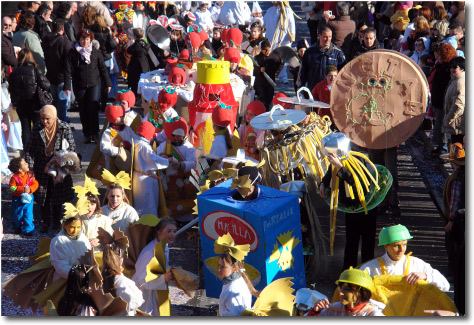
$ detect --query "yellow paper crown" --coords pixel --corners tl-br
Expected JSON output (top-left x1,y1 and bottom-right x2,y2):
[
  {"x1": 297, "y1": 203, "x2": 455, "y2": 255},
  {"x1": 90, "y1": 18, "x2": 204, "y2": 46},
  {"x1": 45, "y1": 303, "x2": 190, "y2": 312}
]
[
  {"x1": 214, "y1": 233, "x2": 250, "y2": 262},
  {"x1": 230, "y1": 174, "x2": 252, "y2": 191},
  {"x1": 101, "y1": 169, "x2": 131, "y2": 190},
  {"x1": 208, "y1": 168, "x2": 238, "y2": 182},
  {"x1": 61, "y1": 195, "x2": 89, "y2": 223},
  {"x1": 73, "y1": 175, "x2": 100, "y2": 198}
]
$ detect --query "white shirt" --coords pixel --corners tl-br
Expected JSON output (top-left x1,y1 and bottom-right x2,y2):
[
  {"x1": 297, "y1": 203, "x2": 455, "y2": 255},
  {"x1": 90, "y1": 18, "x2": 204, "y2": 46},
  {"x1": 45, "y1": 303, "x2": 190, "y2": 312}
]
[
  {"x1": 81, "y1": 213, "x2": 114, "y2": 251},
  {"x1": 217, "y1": 1, "x2": 251, "y2": 26},
  {"x1": 263, "y1": 5, "x2": 295, "y2": 50},
  {"x1": 219, "y1": 276, "x2": 252, "y2": 316},
  {"x1": 101, "y1": 203, "x2": 139, "y2": 234},
  {"x1": 194, "y1": 9, "x2": 214, "y2": 33},
  {"x1": 114, "y1": 273, "x2": 145, "y2": 316},
  {"x1": 210, "y1": 4, "x2": 222, "y2": 23},
  {"x1": 156, "y1": 140, "x2": 197, "y2": 173},
  {"x1": 359, "y1": 252, "x2": 450, "y2": 292},
  {"x1": 50, "y1": 231, "x2": 91, "y2": 280},
  {"x1": 209, "y1": 134, "x2": 228, "y2": 159}
]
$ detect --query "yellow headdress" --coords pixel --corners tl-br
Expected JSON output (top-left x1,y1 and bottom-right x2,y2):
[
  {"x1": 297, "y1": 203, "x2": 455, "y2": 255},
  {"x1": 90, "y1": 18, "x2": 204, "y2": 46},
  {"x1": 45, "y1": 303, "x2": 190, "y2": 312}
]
[
  {"x1": 214, "y1": 233, "x2": 250, "y2": 262},
  {"x1": 101, "y1": 169, "x2": 131, "y2": 190},
  {"x1": 73, "y1": 175, "x2": 100, "y2": 198},
  {"x1": 230, "y1": 173, "x2": 253, "y2": 194},
  {"x1": 61, "y1": 195, "x2": 89, "y2": 223}
]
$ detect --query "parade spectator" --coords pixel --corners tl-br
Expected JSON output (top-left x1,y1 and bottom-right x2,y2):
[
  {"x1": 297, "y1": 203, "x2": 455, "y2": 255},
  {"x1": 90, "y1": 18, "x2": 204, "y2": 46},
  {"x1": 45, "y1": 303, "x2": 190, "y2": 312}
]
[
  {"x1": 448, "y1": 2, "x2": 464, "y2": 29},
  {"x1": 390, "y1": 3, "x2": 410, "y2": 32},
  {"x1": 319, "y1": 2, "x2": 356, "y2": 59},
  {"x1": 348, "y1": 21, "x2": 368, "y2": 54},
  {"x1": 430, "y1": 5, "x2": 449, "y2": 30},
  {"x1": 359, "y1": 224, "x2": 450, "y2": 292},
  {"x1": 8, "y1": 48, "x2": 50, "y2": 146},
  {"x1": 24, "y1": 105, "x2": 76, "y2": 233},
  {"x1": 311, "y1": 65, "x2": 337, "y2": 124},
  {"x1": 388, "y1": 29, "x2": 402, "y2": 51},
  {"x1": 350, "y1": 27, "x2": 382, "y2": 60},
  {"x1": 2, "y1": 16, "x2": 17, "y2": 77},
  {"x1": 349, "y1": 1, "x2": 370, "y2": 30},
  {"x1": 301, "y1": 1, "x2": 323, "y2": 45},
  {"x1": 77, "y1": 1, "x2": 114, "y2": 27},
  {"x1": 12, "y1": 12, "x2": 46, "y2": 74},
  {"x1": 400, "y1": 7, "x2": 419, "y2": 54},
  {"x1": 407, "y1": 16, "x2": 431, "y2": 53},
  {"x1": 34, "y1": 3, "x2": 53, "y2": 40},
  {"x1": 442, "y1": 56, "x2": 465, "y2": 146},
  {"x1": 55, "y1": 2, "x2": 76, "y2": 42},
  {"x1": 127, "y1": 27, "x2": 150, "y2": 98},
  {"x1": 42, "y1": 18, "x2": 71, "y2": 123},
  {"x1": 428, "y1": 42, "x2": 456, "y2": 155},
  {"x1": 64, "y1": 29, "x2": 112, "y2": 144},
  {"x1": 419, "y1": 54, "x2": 434, "y2": 78},
  {"x1": 418, "y1": 7, "x2": 433, "y2": 26},
  {"x1": 297, "y1": 26, "x2": 346, "y2": 92},
  {"x1": 410, "y1": 37, "x2": 429, "y2": 65}
]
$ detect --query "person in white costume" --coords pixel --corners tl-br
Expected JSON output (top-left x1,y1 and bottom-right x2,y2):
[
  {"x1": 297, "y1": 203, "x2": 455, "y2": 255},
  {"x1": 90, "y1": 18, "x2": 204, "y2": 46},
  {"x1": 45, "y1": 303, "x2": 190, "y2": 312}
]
[
  {"x1": 194, "y1": 1, "x2": 214, "y2": 34},
  {"x1": 115, "y1": 88, "x2": 138, "y2": 126},
  {"x1": 250, "y1": 1, "x2": 264, "y2": 27},
  {"x1": 210, "y1": 1, "x2": 224, "y2": 23},
  {"x1": 100, "y1": 171, "x2": 139, "y2": 236},
  {"x1": 217, "y1": 1, "x2": 251, "y2": 27},
  {"x1": 80, "y1": 192, "x2": 113, "y2": 252},
  {"x1": 101, "y1": 230, "x2": 144, "y2": 316},
  {"x1": 207, "y1": 103, "x2": 234, "y2": 166},
  {"x1": 145, "y1": 87, "x2": 180, "y2": 145},
  {"x1": 359, "y1": 224, "x2": 450, "y2": 292},
  {"x1": 308, "y1": 267, "x2": 385, "y2": 316},
  {"x1": 132, "y1": 217, "x2": 178, "y2": 316},
  {"x1": 214, "y1": 233, "x2": 259, "y2": 316},
  {"x1": 132, "y1": 121, "x2": 169, "y2": 216}
]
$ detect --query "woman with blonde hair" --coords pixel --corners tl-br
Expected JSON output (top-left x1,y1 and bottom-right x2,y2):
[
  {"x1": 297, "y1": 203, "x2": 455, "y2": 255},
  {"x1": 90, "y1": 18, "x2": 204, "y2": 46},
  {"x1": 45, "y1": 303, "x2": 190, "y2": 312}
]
[{"x1": 407, "y1": 16, "x2": 431, "y2": 53}]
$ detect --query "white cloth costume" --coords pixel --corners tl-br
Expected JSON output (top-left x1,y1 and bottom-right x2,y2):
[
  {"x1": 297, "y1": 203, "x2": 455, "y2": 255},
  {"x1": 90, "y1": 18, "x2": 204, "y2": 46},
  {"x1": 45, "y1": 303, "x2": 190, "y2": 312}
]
[
  {"x1": 81, "y1": 213, "x2": 114, "y2": 251},
  {"x1": 132, "y1": 239, "x2": 169, "y2": 316},
  {"x1": 209, "y1": 134, "x2": 228, "y2": 160},
  {"x1": 101, "y1": 202, "x2": 139, "y2": 235},
  {"x1": 144, "y1": 108, "x2": 179, "y2": 145},
  {"x1": 359, "y1": 252, "x2": 450, "y2": 292},
  {"x1": 210, "y1": 3, "x2": 222, "y2": 23},
  {"x1": 156, "y1": 140, "x2": 197, "y2": 177},
  {"x1": 99, "y1": 125, "x2": 139, "y2": 170},
  {"x1": 217, "y1": 1, "x2": 251, "y2": 26},
  {"x1": 124, "y1": 110, "x2": 138, "y2": 126},
  {"x1": 195, "y1": 8, "x2": 214, "y2": 33},
  {"x1": 319, "y1": 301, "x2": 385, "y2": 316},
  {"x1": 50, "y1": 230, "x2": 92, "y2": 281},
  {"x1": 218, "y1": 275, "x2": 252, "y2": 316},
  {"x1": 114, "y1": 273, "x2": 145, "y2": 316},
  {"x1": 263, "y1": 5, "x2": 295, "y2": 50},
  {"x1": 132, "y1": 136, "x2": 169, "y2": 216}
]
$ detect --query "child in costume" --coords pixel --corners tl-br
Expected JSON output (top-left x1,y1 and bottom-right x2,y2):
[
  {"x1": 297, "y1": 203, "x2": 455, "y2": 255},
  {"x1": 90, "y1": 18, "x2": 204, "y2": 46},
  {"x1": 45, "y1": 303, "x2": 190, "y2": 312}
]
[
  {"x1": 8, "y1": 157, "x2": 39, "y2": 235},
  {"x1": 307, "y1": 267, "x2": 385, "y2": 316},
  {"x1": 56, "y1": 264, "x2": 98, "y2": 316},
  {"x1": 132, "y1": 121, "x2": 170, "y2": 216},
  {"x1": 207, "y1": 103, "x2": 234, "y2": 167},
  {"x1": 194, "y1": 1, "x2": 213, "y2": 35},
  {"x1": 101, "y1": 169, "x2": 139, "y2": 236},
  {"x1": 230, "y1": 166, "x2": 262, "y2": 201},
  {"x1": 145, "y1": 86, "x2": 179, "y2": 144},
  {"x1": 100, "y1": 228, "x2": 144, "y2": 316},
  {"x1": 73, "y1": 176, "x2": 113, "y2": 252},
  {"x1": 132, "y1": 217, "x2": 177, "y2": 316},
  {"x1": 311, "y1": 65, "x2": 338, "y2": 123},
  {"x1": 359, "y1": 224, "x2": 450, "y2": 292},
  {"x1": 214, "y1": 233, "x2": 259, "y2": 316},
  {"x1": 50, "y1": 197, "x2": 92, "y2": 282},
  {"x1": 211, "y1": 25, "x2": 223, "y2": 56},
  {"x1": 115, "y1": 88, "x2": 138, "y2": 126},
  {"x1": 238, "y1": 101, "x2": 265, "y2": 161}
]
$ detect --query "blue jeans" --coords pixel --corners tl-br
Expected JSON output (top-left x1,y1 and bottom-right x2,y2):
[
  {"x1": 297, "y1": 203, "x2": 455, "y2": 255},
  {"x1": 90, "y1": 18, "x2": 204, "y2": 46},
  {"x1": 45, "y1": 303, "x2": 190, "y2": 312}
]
[
  {"x1": 50, "y1": 82, "x2": 70, "y2": 123},
  {"x1": 11, "y1": 194, "x2": 35, "y2": 233}
]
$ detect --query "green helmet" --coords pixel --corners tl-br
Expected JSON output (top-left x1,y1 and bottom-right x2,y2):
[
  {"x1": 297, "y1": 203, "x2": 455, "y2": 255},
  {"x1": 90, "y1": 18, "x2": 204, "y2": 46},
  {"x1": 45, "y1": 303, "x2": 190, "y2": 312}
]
[
  {"x1": 378, "y1": 224, "x2": 413, "y2": 246},
  {"x1": 335, "y1": 267, "x2": 375, "y2": 293}
]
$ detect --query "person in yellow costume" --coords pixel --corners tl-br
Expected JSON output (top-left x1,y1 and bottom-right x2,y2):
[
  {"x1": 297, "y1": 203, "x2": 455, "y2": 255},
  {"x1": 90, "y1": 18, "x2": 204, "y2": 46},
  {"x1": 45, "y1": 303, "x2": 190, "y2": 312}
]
[{"x1": 359, "y1": 224, "x2": 450, "y2": 292}]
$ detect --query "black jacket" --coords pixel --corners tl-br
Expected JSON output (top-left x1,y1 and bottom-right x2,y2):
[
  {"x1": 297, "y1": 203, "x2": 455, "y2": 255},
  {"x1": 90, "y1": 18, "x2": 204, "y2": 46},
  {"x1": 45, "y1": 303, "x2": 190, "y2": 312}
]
[
  {"x1": 350, "y1": 39, "x2": 382, "y2": 60},
  {"x1": 86, "y1": 23, "x2": 117, "y2": 61},
  {"x1": 64, "y1": 44, "x2": 112, "y2": 91},
  {"x1": 42, "y1": 32, "x2": 71, "y2": 85},
  {"x1": 64, "y1": 18, "x2": 76, "y2": 43},
  {"x1": 8, "y1": 61, "x2": 50, "y2": 111},
  {"x1": 1, "y1": 33, "x2": 17, "y2": 74},
  {"x1": 429, "y1": 62, "x2": 451, "y2": 109},
  {"x1": 127, "y1": 39, "x2": 150, "y2": 84},
  {"x1": 34, "y1": 15, "x2": 51, "y2": 40}
]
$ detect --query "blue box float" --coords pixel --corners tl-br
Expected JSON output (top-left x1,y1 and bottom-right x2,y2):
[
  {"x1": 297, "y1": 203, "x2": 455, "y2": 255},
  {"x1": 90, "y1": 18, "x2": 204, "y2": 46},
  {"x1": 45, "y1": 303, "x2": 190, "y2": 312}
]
[{"x1": 198, "y1": 179, "x2": 306, "y2": 298}]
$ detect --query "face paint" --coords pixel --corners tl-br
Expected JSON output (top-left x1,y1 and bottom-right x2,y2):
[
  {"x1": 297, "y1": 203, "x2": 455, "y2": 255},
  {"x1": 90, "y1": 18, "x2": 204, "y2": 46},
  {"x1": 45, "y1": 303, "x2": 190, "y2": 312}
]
[{"x1": 64, "y1": 219, "x2": 82, "y2": 238}]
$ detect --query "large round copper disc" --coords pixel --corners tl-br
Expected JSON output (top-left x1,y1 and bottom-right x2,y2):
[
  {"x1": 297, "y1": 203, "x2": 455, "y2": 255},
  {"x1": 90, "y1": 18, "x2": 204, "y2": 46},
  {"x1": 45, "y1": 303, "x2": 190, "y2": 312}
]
[{"x1": 330, "y1": 50, "x2": 429, "y2": 149}]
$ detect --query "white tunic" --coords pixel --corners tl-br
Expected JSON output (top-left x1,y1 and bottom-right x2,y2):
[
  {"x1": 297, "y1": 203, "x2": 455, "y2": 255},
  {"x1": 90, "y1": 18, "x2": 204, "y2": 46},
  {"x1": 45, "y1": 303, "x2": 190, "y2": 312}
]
[
  {"x1": 319, "y1": 302, "x2": 385, "y2": 316},
  {"x1": 209, "y1": 134, "x2": 228, "y2": 160},
  {"x1": 218, "y1": 276, "x2": 252, "y2": 316},
  {"x1": 100, "y1": 125, "x2": 139, "y2": 170},
  {"x1": 263, "y1": 5, "x2": 295, "y2": 50},
  {"x1": 101, "y1": 203, "x2": 140, "y2": 235},
  {"x1": 359, "y1": 252, "x2": 450, "y2": 292},
  {"x1": 210, "y1": 4, "x2": 222, "y2": 23},
  {"x1": 194, "y1": 9, "x2": 214, "y2": 33},
  {"x1": 217, "y1": 1, "x2": 251, "y2": 26},
  {"x1": 114, "y1": 273, "x2": 145, "y2": 316},
  {"x1": 132, "y1": 137, "x2": 169, "y2": 216},
  {"x1": 156, "y1": 140, "x2": 197, "y2": 174},
  {"x1": 132, "y1": 239, "x2": 169, "y2": 316},
  {"x1": 50, "y1": 231, "x2": 92, "y2": 281},
  {"x1": 81, "y1": 213, "x2": 114, "y2": 251}
]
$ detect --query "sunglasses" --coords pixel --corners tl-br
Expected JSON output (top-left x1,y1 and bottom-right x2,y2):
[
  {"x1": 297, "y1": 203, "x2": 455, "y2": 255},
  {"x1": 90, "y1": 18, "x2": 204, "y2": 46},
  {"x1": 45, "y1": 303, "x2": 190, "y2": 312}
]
[{"x1": 3, "y1": 24, "x2": 12, "y2": 27}]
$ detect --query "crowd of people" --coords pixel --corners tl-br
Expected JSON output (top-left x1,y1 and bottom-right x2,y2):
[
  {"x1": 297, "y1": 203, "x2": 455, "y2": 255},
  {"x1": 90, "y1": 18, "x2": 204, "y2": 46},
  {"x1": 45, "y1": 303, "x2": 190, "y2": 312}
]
[{"x1": 0, "y1": 0, "x2": 465, "y2": 317}]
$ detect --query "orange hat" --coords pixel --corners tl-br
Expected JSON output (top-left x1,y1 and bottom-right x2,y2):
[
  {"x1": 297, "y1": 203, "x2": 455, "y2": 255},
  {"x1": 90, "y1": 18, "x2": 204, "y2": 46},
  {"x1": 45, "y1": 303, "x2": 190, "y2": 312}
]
[
  {"x1": 246, "y1": 101, "x2": 266, "y2": 116},
  {"x1": 178, "y1": 49, "x2": 190, "y2": 60},
  {"x1": 115, "y1": 89, "x2": 136, "y2": 109},
  {"x1": 212, "y1": 102, "x2": 233, "y2": 127},
  {"x1": 166, "y1": 56, "x2": 178, "y2": 68},
  {"x1": 164, "y1": 116, "x2": 189, "y2": 141},
  {"x1": 158, "y1": 86, "x2": 178, "y2": 111},
  {"x1": 272, "y1": 92, "x2": 291, "y2": 108},
  {"x1": 168, "y1": 67, "x2": 187, "y2": 86},
  {"x1": 186, "y1": 31, "x2": 202, "y2": 48},
  {"x1": 224, "y1": 47, "x2": 241, "y2": 64},
  {"x1": 105, "y1": 104, "x2": 125, "y2": 123},
  {"x1": 198, "y1": 29, "x2": 209, "y2": 43},
  {"x1": 227, "y1": 28, "x2": 243, "y2": 47},
  {"x1": 136, "y1": 121, "x2": 156, "y2": 141}
]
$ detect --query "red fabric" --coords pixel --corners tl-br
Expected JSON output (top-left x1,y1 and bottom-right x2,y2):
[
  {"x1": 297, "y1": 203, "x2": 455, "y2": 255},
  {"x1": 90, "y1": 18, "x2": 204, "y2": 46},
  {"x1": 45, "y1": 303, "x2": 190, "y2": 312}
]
[
  {"x1": 272, "y1": 92, "x2": 291, "y2": 108},
  {"x1": 221, "y1": 28, "x2": 229, "y2": 44},
  {"x1": 137, "y1": 121, "x2": 156, "y2": 140},
  {"x1": 198, "y1": 29, "x2": 209, "y2": 42},
  {"x1": 168, "y1": 67, "x2": 187, "y2": 86},
  {"x1": 187, "y1": 32, "x2": 202, "y2": 48},
  {"x1": 346, "y1": 303, "x2": 368, "y2": 313},
  {"x1": 224, "y1": 47, "x2": 241, "y2": 64},
  {"x1": 212, "y1": 105, "x2": 233, "y2": 127},
  {"x1": 105, "y1": 104, "x2": 125, "y2": 123},
  {"x1": 178, "y1": 49, "x2": 190, "y2": 60},
  {"x1": 311, "y1": 80, "x2": 333, "y2": 120},
  {"x1": 114, "y1": 1, "x2": 133, "y2": 10},
  {"x1": 164, "y1": 117, "x2": 189, "y2": 141},
  {"x1": 227, "y1": 28, "x2": 243, "y2": 46},
  {"x1": 246, "y1": 101, "x2": 266, "y2": 116},
  {"x1": 115, "y1": 89, "x2": 136, "y2": 108},
  {"x1": 9, "y1": 173, "x2": 38, "y2": 197},
  {"x1": 158, "y1": 88, "x2": 178, "y2": 111},
  {"x1": 166, "y1": 57, "x2": 178, "y2": 69}
]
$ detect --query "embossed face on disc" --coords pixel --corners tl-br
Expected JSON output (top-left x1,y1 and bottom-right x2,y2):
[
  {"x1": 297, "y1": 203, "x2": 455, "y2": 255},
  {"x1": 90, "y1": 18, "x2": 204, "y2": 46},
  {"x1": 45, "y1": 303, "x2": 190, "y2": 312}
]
[{"x1": 330, "y1": 50, "x2": 428, "y2": 149}]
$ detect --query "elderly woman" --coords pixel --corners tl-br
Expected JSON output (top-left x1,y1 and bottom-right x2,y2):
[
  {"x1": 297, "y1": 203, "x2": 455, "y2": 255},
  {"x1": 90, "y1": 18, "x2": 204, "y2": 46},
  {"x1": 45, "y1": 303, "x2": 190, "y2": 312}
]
[
  {"x1": 64, "y1": 29, "x2": 111, "y2": 144},
  {"x1": 24, "y1": 105, "x2": 76, "y2": 233}
]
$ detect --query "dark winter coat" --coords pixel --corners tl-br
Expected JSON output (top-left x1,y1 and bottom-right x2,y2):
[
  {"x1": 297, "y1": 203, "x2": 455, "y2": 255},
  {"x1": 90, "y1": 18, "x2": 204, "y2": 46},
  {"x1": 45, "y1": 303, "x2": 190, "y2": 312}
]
[
  {"x1": 64, "y1": 44, "x2": 112, "y2": 92},
  {"x1": 85, "y1": 23, "x2": 117, "y2": 61},
  {"x1": 319, "y1": 15, "x2": 356, "y2": 58},
  {"x1": 350, "y1": 39, "x2": 382, "y2": 60},
  {"x1": 429, "y1": 61, "x2": 451, "y2": 110},
  {"x1": 42, "y1": 32, "x2": 71, "y2": 85},
  {"x1": 64, "y1": 18, "x2": 76, "y2": 43},
  {"x1": 127, "y1": 39, "x2": 150, "y2": 90},
  {"x1": 1, "y1": 33, "x2": 17, "y2": 75}
]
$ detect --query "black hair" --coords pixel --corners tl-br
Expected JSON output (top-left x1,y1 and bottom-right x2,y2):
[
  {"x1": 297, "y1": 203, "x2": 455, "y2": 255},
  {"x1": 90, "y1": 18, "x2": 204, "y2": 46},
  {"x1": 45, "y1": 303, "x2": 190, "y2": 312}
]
[
  {"x1": 52, "y1": 17, "x2": 65, "y2": 33},
  {"x1": 419, "y1": 54, "x2": 434, "y2": 67},
  {"x1": 449, "y1": 56, "x2": 465, "y2": 70},
  {"x1": 408, "y1": 8, "x2": 419, "y2": 22},
  {"x1": 57, "y1": 265, "x2": 98, "y2": 316},
  {"x1": 37, "y1": 3, "x2": 52, "y2": 17},
  {"x1": 356, "y1": 21, "x2": 368, "y2": 32},
  {"x1": 55, "y1": 2, "x2": 71, "y2": 19},
  {"x1": 8, "y1": 157, "x2": 23, "y2": 174},
  {"x1": 363, "y1": 27, "x2": 376, "y2": 37},
  {"x1": 260, "y1": 39, "x2": 271, "y2": 49},
  {"x1": 319, "y1": 25, "x2": 332, "y2": 35}
]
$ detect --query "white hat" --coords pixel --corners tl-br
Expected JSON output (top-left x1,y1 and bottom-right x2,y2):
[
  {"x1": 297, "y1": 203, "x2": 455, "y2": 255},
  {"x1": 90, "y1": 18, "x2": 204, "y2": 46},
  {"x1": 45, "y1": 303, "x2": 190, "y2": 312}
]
[
  {"x1": 172, "y1": 128, "x2": 186, "y2": 137},
  {"x1": 252, "y1": 1, "x2": 262, "y2": 14},
  {"x1": 250, "y1": 104, "x2": 306, "y2": 130},
  {"x1": 199, "y1": 1, "x2": 211, "y2": 7}
]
